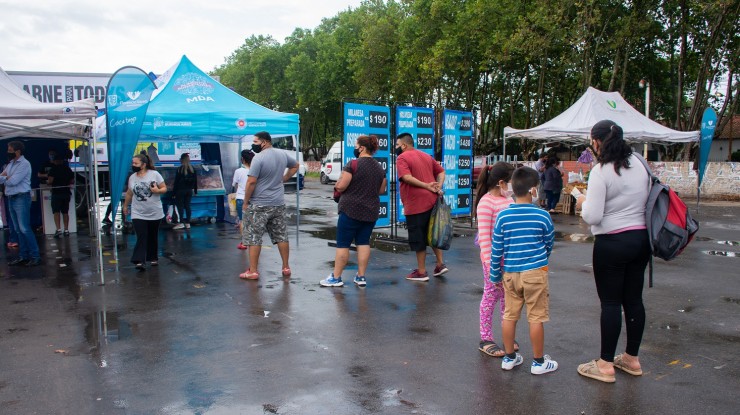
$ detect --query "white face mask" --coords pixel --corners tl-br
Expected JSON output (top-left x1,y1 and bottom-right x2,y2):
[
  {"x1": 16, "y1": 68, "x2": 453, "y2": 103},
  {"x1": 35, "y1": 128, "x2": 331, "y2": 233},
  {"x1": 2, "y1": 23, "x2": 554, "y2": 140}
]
[{"x1": 501, "y1": 182, "x2": 513, "y2": 199}]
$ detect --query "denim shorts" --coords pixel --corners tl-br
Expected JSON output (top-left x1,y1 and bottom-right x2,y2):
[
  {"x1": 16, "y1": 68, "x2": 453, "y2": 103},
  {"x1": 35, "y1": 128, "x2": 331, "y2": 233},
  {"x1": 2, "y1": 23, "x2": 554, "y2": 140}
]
[
  {"x1": 336, "y1": 212, "x2": 376, "y2": 248},
  {"x1": 236, "y1": 199, "x2": 244, "y2": 220}
]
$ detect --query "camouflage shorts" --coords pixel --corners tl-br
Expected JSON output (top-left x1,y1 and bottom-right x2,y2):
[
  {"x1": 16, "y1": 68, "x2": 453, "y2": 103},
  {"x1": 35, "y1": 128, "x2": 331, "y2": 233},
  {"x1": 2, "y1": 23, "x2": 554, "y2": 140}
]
[{"x1": 242, "y1": 204, "x2": 288, "y2": 245}]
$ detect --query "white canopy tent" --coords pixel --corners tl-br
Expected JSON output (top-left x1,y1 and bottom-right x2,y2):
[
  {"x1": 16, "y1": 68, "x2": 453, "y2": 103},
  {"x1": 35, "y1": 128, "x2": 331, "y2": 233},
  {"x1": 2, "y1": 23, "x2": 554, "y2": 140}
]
[
  {"x1": 0, "y1": 66, "x2": 101, "y2": 280},
  {"x1": 503, "y1": 87, "x2": 699, "y2": 154},
  {"x1": 0, "y1": 67, "x2": 96, "y2": 140}
]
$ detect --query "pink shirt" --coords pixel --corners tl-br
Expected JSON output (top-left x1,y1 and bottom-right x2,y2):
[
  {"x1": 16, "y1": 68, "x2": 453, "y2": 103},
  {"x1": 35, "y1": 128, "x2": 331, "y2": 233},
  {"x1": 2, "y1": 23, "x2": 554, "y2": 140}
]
[{"x1": 476, "y1": 193, "x2": 512, "y2": 277}]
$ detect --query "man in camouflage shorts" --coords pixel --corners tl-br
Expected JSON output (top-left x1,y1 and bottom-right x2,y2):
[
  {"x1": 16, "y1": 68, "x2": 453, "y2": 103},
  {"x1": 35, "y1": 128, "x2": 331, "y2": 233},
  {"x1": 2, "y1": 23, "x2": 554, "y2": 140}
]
[
  {"x1": 242, "y1": 205, "x2": 288, "y2": 246},
  {"x1": 239, "y1": 132, "x2": 299, "y2": 280}
]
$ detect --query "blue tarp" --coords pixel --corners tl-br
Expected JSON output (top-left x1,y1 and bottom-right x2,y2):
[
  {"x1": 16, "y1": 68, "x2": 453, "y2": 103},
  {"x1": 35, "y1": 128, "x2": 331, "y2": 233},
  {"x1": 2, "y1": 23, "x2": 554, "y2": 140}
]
[{"x1": 98, "y1": 55, "x2": 299, "y2": 141}]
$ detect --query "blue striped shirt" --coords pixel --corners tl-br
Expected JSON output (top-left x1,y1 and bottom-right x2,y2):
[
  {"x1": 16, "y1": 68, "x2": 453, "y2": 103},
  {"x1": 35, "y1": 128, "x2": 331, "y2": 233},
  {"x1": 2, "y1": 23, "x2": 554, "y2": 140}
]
[{"x1": 489, "y1": 203, "x2": 554, "y2": 283}]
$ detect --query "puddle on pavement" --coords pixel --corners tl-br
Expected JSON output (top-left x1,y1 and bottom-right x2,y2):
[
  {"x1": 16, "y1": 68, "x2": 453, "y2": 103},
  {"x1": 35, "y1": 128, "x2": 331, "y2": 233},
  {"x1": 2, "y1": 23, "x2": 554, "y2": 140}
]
[
  {"x1": 717, "y1": 241, "x2": 740, "y2": 246},
  {"x1": 694, "y1": 236, "x2": 714, "y2": 242},
  {"x1": 703, "y1": 250, "x2": 738, "y2": 257},
  {"x1": 554, "y1": 231, "x2": 594, "y2": 243},
  {"x1": 722, "y1": 297, "x2": 740, "y2": 304},
  {"x1": 306, "y1": 227, "x2": 410, "y2": 253},
  {"x1": 84, "y1": 311, "x2": 133, "y2": 358}
]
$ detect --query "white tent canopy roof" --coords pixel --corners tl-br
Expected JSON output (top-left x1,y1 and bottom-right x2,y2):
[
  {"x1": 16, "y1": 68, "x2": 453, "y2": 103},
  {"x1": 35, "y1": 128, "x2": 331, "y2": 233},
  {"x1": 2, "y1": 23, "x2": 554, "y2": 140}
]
[
  {"x1": 503, "y1": 87, "x2": 699, "y2": 144},
  {"x1": 0, "y1": 66, "x2": 96, "y2": 140}
]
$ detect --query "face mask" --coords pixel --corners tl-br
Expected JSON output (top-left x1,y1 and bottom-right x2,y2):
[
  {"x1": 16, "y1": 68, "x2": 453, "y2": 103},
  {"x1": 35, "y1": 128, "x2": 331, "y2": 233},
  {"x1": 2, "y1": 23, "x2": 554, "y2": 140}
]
[
  {"x1": 251, "y1": 143, "x2": 263, "y2": 153},
  {"x1": 7, "y1": 152, "x2": 16, "y2": 161},
  {"x1": 353, "y1": 148, "x2": 361, "y2": 158},
  {"x1": 132, "y1": 166, "x2": 142, "y2": 173},
  {"x1": 501, "y1": 183, "x2": 513, "y2": 199},
  {"x1": 394, "y1": 146, "x2": 403, "y2": 156}
]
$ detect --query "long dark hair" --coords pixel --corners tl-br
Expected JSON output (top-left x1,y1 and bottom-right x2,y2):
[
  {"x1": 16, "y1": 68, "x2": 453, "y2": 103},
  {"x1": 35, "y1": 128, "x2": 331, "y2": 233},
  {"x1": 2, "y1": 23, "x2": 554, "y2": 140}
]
[
  {"x1": 591, "y1": 120, "x2": 632, "y2": 175},
  {"x1": 545, "y1": 156, "x2": 559, "y2": 169},
  {"x1": 474, "y1": 161, "x2": 515, "y2": 217}
]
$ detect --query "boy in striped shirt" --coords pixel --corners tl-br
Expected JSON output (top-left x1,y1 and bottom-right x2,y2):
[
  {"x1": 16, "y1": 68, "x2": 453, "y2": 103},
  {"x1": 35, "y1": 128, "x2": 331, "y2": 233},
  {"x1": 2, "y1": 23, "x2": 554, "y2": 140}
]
[{"x1": 490, "y1": 167, "x2": 558, "y2": 375}]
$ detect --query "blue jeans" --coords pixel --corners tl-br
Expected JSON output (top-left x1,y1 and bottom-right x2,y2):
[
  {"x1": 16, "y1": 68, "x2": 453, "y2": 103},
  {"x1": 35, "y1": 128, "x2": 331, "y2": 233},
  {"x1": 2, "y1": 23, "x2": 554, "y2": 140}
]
[
  {"x1": 8, "y1": 192, "x2": 40, "y2": 259},
  {"x1": 236, "y1": 199, "x2": 244, "y2": 220},
  {"x1": 3, "y1": 195, "x2": 19, "y2": 243},
  {"x1": 544, "y1": 190, "x2": 561, "y2": 211}
]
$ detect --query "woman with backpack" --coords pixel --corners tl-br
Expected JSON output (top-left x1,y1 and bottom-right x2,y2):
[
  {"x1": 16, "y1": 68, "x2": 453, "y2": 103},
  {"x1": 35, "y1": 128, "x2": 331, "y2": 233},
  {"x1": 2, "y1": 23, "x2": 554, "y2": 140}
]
[
  {"x1": 575, "y1": 120, "x2": 651, "y2": 383},
  {"x1": 172, "y1": 153, "x2": 198, "y2": 230}
]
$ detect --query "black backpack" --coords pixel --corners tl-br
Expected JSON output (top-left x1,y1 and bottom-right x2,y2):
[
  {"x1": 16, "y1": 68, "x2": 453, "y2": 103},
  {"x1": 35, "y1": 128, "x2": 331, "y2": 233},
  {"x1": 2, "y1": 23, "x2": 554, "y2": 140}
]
[{"x1": 634, "y1": 154, "x2": 699, "y2": 287}]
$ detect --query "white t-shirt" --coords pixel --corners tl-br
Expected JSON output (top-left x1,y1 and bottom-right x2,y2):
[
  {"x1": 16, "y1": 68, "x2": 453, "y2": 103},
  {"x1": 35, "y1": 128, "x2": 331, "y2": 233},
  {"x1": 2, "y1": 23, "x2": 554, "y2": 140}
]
[
  {"x1": 232, "y1": 166, "x2": 249, "y2": 200},
  {"x1": 128, "y1": 170, "x2": 165, "y2": 221}
]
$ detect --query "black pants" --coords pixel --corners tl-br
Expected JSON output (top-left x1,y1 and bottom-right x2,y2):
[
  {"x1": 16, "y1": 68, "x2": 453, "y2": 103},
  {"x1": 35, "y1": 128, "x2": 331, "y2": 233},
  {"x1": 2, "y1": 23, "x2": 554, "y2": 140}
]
[
  {"x1": 131, "y1": 219, "x2": 160, "y2": 264},
  {"x1": 593, "y1": 230, "x2": 651, "y2": 361},
  {"x1": 175, "y1": 190, "x2": 193, "y2": 223}
]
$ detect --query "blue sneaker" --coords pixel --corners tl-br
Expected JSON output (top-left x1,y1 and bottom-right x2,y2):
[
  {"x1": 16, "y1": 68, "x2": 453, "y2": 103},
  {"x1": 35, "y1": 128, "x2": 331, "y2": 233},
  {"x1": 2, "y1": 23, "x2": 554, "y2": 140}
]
[
  {"x1": 501, "y1": 353, "x2": 523, "y2": 370},
  {"x1": 353, "y1": 274, "x2": 367, "y2": 287},
  {"x1": 530, "y1": 355, "x2": 558, "y2": 375},
  {"x1": 320, "y1": 274, "x2": 344, "y2": 287}
]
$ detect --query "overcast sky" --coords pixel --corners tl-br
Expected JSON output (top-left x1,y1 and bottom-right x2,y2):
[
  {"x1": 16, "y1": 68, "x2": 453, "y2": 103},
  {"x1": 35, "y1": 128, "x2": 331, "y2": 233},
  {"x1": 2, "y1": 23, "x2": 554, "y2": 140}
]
[{"x1": 0, "y1": 0, "x2": 364, "y2": 74}]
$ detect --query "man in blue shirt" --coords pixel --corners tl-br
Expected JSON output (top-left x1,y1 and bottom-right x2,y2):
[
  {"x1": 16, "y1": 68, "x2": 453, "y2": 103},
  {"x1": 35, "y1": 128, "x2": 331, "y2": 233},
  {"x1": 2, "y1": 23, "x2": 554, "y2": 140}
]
[{"x1": 0, "y1": 141, "x2": 41, "y2": 266}]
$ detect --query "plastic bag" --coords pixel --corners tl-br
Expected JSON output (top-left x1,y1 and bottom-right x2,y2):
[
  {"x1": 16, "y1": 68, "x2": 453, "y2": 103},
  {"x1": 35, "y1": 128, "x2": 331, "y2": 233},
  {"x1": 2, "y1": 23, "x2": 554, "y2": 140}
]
[
  {"x1": 427, "y1": 197, "x2": 453, "y2": 250},
  {"x1": 228, "y1": 193, "x2": 237, "y2": 216}
]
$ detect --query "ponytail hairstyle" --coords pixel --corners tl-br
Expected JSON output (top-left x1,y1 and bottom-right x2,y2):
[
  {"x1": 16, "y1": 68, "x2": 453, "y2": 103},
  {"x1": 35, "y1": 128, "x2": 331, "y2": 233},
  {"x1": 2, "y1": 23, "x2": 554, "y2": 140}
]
[
  {"x1": 134, "y1": 153, "x2": 156, "y2": 171},
  {"x1": 591, "y1": 119, "x2": 632, "y2": 175},
  {"x1": 545, "y1": 156, "x2": 560, "y2": 169},
  {"x1": 241, "y1": 149, "x2": 255, "y2": 166},
  {"x1": 473, "y1": 161, "x2": 515, "y2": 217},
  {"x1": 178, "y1": 153, "x2": 194, "y2": 174}
]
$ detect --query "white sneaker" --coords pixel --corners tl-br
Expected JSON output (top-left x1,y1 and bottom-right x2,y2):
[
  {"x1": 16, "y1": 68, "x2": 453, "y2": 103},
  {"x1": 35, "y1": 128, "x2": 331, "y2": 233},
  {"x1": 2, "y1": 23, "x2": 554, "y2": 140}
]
[
  {"x1": 501, "y1": 353, "x2": 523, "y2": 370},
  {"x1": 184, "y1": 223, "x2": 191, "y2": 229},
  {"x1": 172, "y1": 223, "x2": 185, "y2": 230},
  {"x1": 530, "y1": 355, "x2": 558, "y2": 375}
]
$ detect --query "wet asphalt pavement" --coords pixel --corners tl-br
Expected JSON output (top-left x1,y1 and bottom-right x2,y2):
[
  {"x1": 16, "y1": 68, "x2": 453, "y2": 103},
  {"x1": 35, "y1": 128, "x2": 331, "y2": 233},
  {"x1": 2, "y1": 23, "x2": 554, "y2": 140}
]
[{"x1": 1, "y1": 178, "x2": 738, "y2": 415}]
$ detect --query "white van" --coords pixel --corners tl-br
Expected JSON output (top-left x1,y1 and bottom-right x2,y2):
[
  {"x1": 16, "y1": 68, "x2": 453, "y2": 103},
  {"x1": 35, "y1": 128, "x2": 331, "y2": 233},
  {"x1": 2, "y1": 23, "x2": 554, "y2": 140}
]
[{"x1": 320, "y1": 141, "x2": 343, "y2": 184}]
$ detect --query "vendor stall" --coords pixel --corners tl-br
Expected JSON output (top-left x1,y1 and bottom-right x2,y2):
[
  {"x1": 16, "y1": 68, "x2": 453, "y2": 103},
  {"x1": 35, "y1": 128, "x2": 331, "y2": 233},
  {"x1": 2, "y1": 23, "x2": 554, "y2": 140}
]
[{"x1": 505, "y1": 87, "x2": 700, "y2": 214}]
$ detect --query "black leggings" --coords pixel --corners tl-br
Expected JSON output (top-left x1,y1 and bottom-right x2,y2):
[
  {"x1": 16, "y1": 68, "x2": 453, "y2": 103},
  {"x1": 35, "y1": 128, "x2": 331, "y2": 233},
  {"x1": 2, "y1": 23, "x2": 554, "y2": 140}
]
[
  {"x1": 175, "y1": 190, "x2": 193, "y2": 223},
  {"x1": 592, "y1": 230, "x2": 651, "y2": 362},
  {"x1": 131, "y1": 219, "x2": 160, "y2": 264}
]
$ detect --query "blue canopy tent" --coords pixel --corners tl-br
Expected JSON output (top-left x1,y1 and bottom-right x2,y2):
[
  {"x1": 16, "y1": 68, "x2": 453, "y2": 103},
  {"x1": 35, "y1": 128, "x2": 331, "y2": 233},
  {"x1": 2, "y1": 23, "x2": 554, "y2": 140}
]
[{"x1": 97, "y1": 56, "x2": 301, "y2": 275}]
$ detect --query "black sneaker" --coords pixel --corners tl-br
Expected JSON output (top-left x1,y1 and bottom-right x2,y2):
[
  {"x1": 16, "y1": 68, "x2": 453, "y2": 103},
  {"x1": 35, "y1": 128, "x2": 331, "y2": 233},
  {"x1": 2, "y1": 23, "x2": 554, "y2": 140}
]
[
  {"x1": 8, "y1": 258, "x2": 28, "y2": 266},
  {"x1": 25, "y1": 258, "x2": 41, "y2": 267},
  {"x1": 102, "y1": 218, "x2": 112, "y2": 225},
  {"x1": 53, "y1": 230, "x2": 62, "y2": 238}
]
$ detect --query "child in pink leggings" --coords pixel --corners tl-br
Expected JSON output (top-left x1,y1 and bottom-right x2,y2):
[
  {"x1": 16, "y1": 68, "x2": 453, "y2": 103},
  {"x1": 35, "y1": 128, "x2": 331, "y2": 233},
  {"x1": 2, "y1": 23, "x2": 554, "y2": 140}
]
[{"x1": 474, "y1": 162, "x2": 516, "y2": 357}]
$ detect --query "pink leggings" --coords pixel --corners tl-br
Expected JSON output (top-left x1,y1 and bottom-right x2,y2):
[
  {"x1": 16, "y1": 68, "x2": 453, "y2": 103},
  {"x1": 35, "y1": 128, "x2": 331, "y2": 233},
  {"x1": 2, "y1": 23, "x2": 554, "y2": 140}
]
[{"x1": 480, "y1": 263, "x2": 505, "y2": 342}]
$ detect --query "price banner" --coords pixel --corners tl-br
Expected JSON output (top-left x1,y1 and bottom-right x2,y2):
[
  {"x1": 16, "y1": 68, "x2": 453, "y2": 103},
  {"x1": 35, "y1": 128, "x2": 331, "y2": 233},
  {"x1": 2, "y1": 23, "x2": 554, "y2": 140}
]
[
  {"x1": 441, "y1": 109, "x2": 473, "y2": 216},
  {"x1": 394, "y1": 106, "x2": 436, "y2": 223},
  {"x1": 343, "y1": 102, "x2": 391, "y2": 226}
]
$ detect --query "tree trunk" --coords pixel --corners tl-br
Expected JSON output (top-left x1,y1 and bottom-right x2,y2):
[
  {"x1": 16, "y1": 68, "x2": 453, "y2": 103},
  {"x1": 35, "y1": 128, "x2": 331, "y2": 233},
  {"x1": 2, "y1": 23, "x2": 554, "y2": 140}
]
[
  {"x1": 608, "y1": 47, "x2": 621, "y2": 92},
  {"x1": 676, "y1": 0, "x2": 687, "y2": 130}
]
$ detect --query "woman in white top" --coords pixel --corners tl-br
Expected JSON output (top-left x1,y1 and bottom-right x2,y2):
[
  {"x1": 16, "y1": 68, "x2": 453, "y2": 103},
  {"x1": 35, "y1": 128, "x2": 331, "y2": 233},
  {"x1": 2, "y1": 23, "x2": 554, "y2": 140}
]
[
  {"x1": 233, "y1": 149, "x2": 255, "y2": 249},
  {"x1": 575, "y1": 120, "x2": 651, "y2": 383},
  {"x1": 123, "y1": 154, "x2": 167, "y2": 270}
]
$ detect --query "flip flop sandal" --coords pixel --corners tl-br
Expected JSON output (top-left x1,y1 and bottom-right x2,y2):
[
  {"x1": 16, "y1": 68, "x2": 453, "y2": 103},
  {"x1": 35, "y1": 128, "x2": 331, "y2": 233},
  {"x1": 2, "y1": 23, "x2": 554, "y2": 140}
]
[
  {"x1": 479, "y1": 341, "x2": 506, "y2": 358},
  {"x1": 614, "y1": 354, "x2": 643, "y2": 376},
  {"x1": 282, "y1": 267, "x2": 292, "y2": 277},
  {"x1": 239, "y1": 270, "x2": 260, "y2": 280},
  {"x1": 577, "y1": 360, "x2": 616, "y2": 383}
]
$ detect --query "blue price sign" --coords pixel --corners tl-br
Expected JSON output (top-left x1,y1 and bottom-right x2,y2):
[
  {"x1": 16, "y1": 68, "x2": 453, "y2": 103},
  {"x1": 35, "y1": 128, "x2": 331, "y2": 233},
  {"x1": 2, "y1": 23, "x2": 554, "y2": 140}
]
[
  {"x1": 395, "y1": 106, "x2": 435, "y2": 223},
  {"x1": 442, "y1": 109, "x2": 473, "y2": 216},
  {"x1": 343, "y1": 102, "x2": 391, "y2": 226}
]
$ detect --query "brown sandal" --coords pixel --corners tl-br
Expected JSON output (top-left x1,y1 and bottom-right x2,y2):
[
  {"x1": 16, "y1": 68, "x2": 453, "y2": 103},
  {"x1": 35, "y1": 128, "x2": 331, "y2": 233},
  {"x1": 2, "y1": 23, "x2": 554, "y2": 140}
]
[
  {"x1": 613, "y1": 354, "x2": 643, "y2": 376},
  {"x1": 577, "y1": 360, "x2": 616, "y2": 383},
  {"x1": 479, "y1": 341, "x2": 506, "y2": 357}
]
